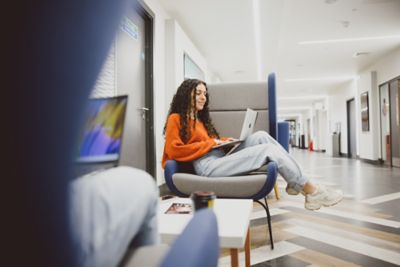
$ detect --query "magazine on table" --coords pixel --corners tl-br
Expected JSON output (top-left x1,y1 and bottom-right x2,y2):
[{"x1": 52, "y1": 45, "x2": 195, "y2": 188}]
[{"x1": 165, "y1": 202, "x2": 193, "y2": 214}]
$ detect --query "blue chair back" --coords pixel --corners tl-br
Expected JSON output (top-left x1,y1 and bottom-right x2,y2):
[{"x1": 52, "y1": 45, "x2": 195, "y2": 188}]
[
  {"x1": 159, "y1": 209, "x2": 219, "y2": 267},
  {"x1": 278, "y1": 121, "x2": 290, "y2": 152}
]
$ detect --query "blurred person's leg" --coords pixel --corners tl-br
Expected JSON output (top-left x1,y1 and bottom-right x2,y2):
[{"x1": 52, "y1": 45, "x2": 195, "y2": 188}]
[{"x1": 69, "y1": 166, "x2": 159, "y2": 267}]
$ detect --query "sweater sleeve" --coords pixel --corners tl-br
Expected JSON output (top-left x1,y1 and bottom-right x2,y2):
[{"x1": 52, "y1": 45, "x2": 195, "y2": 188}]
[{"x1": 164, "y1": 115, "x2": 216, "y2": 162}]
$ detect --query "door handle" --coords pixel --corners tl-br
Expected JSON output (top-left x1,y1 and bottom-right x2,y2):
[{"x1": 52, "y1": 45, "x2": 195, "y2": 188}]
[{"x1": 137, "y1": 107, "x2": 149, "y2": 120}]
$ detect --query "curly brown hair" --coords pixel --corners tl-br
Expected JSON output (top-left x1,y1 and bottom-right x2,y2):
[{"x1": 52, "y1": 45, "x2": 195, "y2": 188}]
[{"x1": 163, "y1": 79, "x2": 219, "y2": 143}]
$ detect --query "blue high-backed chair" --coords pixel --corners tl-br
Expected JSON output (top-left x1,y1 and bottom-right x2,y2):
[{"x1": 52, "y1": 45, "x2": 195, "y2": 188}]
[
  {"x1": 164, "y1": 73, "x2": 287, "y2": 250},
  {"x1": 278, "y1": 121, "x2": 290, "y2": 152}
]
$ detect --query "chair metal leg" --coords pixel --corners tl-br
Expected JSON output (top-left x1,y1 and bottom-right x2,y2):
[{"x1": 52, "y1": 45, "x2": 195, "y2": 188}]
[{"x1": 254, "y1": 198, "x2": 274, "y2": 250}]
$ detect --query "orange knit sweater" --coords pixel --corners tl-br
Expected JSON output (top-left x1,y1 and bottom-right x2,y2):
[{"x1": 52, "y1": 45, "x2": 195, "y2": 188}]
[{"x1": 162, "y1": 113, "x2": 217, "y2": 168}]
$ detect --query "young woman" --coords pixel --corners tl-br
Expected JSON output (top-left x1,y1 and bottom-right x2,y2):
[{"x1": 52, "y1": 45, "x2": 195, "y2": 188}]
[{"x1": 162, "y1": 79, "x2": 343, "y2": 210}]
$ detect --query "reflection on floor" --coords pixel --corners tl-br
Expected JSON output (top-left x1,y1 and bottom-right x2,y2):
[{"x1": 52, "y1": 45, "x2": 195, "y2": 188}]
[{"x1": 218, "y1": 148, "x2": 400, "y2": 267}]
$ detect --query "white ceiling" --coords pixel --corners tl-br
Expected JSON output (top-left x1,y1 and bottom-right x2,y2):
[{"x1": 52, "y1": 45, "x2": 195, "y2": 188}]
[{"x1": 158, "y1": 0, "x2": 400, "y2": 117}]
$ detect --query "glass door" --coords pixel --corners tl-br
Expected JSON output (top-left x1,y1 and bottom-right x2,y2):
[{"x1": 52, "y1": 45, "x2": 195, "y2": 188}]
[
  {"x1": 390, "y1": 79, "x2": 400, "y2": 167},
  {"x1": 379, "y1": 83, "x2": 391, "y2": 165}
]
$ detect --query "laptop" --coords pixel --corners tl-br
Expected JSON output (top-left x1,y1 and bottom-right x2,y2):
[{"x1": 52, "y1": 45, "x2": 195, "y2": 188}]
[
  {"x1": 73, "y1": 95, "x2": 128, "y2": 177},
  {"x1": 213, "y1": 108, "x2": 258, "y2": 155}
]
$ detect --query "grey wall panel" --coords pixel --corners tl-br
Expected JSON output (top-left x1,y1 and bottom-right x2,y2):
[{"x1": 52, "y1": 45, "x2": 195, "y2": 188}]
[{"x1": 208, "y1": 82, "x2": 269, "y2": 110}]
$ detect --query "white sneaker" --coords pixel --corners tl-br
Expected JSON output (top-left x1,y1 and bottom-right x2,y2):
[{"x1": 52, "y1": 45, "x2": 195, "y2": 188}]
[{"x1": 305, "y1": 185, "x2": 343, "y2": 211}]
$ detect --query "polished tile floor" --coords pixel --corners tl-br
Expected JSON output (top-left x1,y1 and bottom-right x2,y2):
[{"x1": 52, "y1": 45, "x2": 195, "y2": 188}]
[{"x1": 218, "y1": 148, "x2": 400, "y2": 267}]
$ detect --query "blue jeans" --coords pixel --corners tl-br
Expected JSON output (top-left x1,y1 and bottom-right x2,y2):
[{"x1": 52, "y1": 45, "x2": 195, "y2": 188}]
[
  {"x1": 69, "y1": 166, "x2": 159, "y2": 267},
  {"x1": 193, "y1": 131, "x2": 307, "y2": 192}
]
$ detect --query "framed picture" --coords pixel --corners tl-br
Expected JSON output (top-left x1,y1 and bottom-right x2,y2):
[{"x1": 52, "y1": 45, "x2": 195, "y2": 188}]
[{"x1": 361, "y1": 91, "x2": 369, "y2": 131}]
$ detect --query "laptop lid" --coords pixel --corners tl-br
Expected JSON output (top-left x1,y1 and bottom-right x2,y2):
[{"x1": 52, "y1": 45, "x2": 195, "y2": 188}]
[
  {"x1": 224, "y1": 108, "x2": 258, "y2": 155},
  {"x1": 239, "y1": 108, "x2": 258, "y2": 140},
  {"x1": 73, "y1": 95, "x2": 128, "y2": 177},
  {"x1": 212, "y1": 108, "x2": 258, "y2": 150}
]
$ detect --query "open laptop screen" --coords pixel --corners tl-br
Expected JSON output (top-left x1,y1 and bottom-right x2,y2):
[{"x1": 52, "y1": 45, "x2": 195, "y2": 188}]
[{"x1": 76, "y1": 95, "x2": 128, "y2": 164}]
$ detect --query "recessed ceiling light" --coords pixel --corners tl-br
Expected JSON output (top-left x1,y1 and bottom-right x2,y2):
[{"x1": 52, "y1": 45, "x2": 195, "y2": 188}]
[
  {"x1": 299, "y1": 34, "x2": 400, "y2": 44},
  {"x1": 285, "y1": 76, "x2": 356, "y2": 82},
  {"x1": 340, "y1": 20, "x2": 350, "y2": 28},
  {"x1": 362, "y1": 0, "x2": 397, "y2": 4},
  {"x1": 234, "y1": 70, "x2": 245, "y2": 74},
  {"x1": 353, "y1": 52, "x2": 370, "y2": 57}
]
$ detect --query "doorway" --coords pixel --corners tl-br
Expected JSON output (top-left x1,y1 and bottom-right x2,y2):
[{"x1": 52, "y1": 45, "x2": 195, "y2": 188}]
[
  {"x1": 320, "y1": 110, "x2": 327, "y2": 152},
  {"x1": 286, "y1": 119, "x2": 296, "y2": 147},
  {"x1": 389, "y1": 78, "x2": 400, "y2": 167},
  {"x1": 307, "y1": 118, "x2": 311, "y2": 149},
  {"x1": 116, "y1": 3, "x2": 155, "y2": 176},
  {"x1": 379, "y1": 83, "x2": 391, "y2": 165},
  {"x1": 347, "y1": 98, "x2": 357, "y2": 158}
]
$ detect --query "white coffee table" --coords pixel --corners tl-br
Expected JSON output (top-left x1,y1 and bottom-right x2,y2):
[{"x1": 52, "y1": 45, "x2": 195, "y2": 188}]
[{"x1": 158, "y1": 197, "x2": 253, "y2": 267}]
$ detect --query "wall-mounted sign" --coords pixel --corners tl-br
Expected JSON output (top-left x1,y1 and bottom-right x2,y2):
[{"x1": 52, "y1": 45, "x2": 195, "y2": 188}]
[{"x1": 121, "y1": 16, "x2": 139, "y2": 41}]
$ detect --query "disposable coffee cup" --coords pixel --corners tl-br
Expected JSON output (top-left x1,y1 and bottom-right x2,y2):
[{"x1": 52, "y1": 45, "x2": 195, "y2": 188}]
[{"x1": 190, "y1": 191, "x2": 216, "y2": 211}]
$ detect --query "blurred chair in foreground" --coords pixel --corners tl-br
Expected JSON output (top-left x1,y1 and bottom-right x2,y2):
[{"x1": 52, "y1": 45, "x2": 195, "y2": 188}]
[{"x1": 122, "y1": 209, "x2": 219, "y2": 267}]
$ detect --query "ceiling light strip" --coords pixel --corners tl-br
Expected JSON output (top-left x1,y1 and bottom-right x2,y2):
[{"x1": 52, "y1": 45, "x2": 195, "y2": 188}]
[
  {"x1": 299, "y1": 35, "x2": 400, "y2": 45},
  {"x1": 285, "y1": 76, "x2": 356, "y2": 82},
  {"x1": 279, "y1": 95, "x2": 327, "y2": 100},
  {"x1": 252, "y1": 0, "x2": 262, "y2": 80}
]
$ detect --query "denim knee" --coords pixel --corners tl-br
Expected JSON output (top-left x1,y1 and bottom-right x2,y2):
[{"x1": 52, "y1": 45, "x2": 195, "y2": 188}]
[{"x1": 252, "y1": 131, "x2": 270, "y2": 144}]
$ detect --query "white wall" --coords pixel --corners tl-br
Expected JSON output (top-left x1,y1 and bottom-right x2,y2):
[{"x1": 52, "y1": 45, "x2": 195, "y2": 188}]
[
  {"x1": 326, "y1": 46, "x2": 400, "y2": 159},
  {"x1": 357, "y1": 71, "x2": 378, "y2": 160},
  {"x1": 311, "y1": 99, "x2": 328, "y2": 151},
  {"x1": 356, "y1": 47, "x2": 400, "y2": 161},
  {"x1": 374, "y1": 48, "x2": 400, "y2": 85},
  {"x1": 327, "y1": 80, "x2": 357, "y2": 156},
  {"x1": 165, "y1": 19, "x2": 210, "y2": 109}
]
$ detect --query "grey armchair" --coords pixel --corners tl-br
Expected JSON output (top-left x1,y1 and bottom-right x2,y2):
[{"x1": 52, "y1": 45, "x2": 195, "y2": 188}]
[{"x1": 164, "y1": 73, "x2": 285, "y2": 249}]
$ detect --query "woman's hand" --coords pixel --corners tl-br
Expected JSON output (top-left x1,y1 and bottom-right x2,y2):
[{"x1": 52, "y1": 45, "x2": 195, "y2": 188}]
[
  {"x1": 214, "y1": 138, "x2": 224, "y2": 145},
  {"x1": 214, "y1": 137, "x2": 235, "y2": 145}
]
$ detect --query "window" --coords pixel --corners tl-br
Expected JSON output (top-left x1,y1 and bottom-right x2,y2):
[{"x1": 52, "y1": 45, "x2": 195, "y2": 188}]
[{"x1": 183, "y1": 53, "x2": 205, "y2": 80}]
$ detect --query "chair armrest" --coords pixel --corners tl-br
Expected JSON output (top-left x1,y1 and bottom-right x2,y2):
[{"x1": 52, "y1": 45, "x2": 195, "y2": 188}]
[
  {"x1": 159, "y1": 209, "x2": 219, "y2": 267},
  {"x1": 251, "y1": 161, "x2": 278, "y2": 200},
  {"x1": 165, "y1": 160, "x2": 186, "y2": 197}
]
